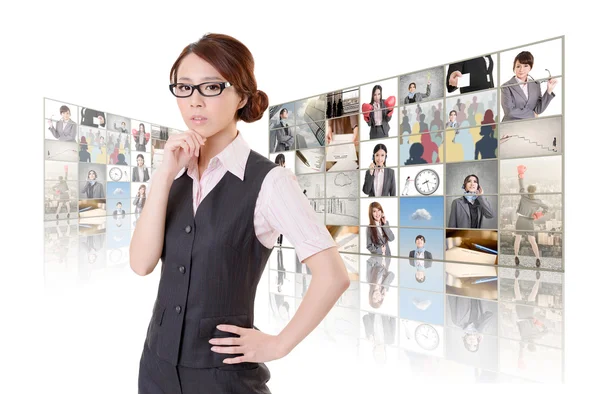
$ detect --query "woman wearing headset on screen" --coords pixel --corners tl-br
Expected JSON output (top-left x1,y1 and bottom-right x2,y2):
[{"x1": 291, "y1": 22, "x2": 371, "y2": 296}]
[
  {"x1": 448, "y1": 174, "x2": 495, "y2": 229},
  {"x1": 366, "y1": 202, "x2": 395, "y2": 256},
  {"x1": 362, "y1": 143, "x2": 396, "y2": 197},
  {"x1": 130, "y1": 33, "x2": 349, "y2": 393},
  {"x1": 501, "y1": 51, "x2": 557, "y2": 121}
]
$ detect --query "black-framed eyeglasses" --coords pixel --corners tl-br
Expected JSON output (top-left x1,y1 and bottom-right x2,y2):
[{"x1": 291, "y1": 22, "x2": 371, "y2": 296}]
[{"x1": 169, "y1": 81, "x2": 232, "y2": 98}]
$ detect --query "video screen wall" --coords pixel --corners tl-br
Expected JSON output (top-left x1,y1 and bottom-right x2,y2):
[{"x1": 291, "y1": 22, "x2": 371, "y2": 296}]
[
  {"x1": 43, "y1": 98, "x2": 184, "y2": 228},
  {"x1": 267, "y1": 37, "x2": 564, "y2": 375}
]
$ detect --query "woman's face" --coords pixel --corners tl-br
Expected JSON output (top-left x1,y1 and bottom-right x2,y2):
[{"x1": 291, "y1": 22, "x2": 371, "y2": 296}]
[
  {"x1": 514, "y1": 60, "x2": 531, "y2": 80},
  {"x1": 61, "y1": 111, "x2": 71, "y2": 121},
  {"x1": 139, "y1": 187, "x2": 146, "y2": 195},
  {"x1": 372, "y1": 207, "x2": 382, "y2": 221},
  {"x1": 372, "y1": 288, "x2": 383, "y2": 303},
  {"x1": 140, "y1": 124, "x2": 145, "y2": 132},
  {"x1": 175, "y1": 54, "x2": 247, "y2": 139},
  {"x1": 137, "y1": 157, "x2": 144, "y2": 166},
  {"x1": 373, "y1": 89, "x2": 381, "y2": 102},
  {"x1": 374, "y1": 149, "x2": 386, "y2": 166},
  {"x1": 408, "y1": 84, "x2": 416, "y2": 93},
  {"x1": 281, "y1": 109, "x2": 288, "y2": 120},
  {"x1": 415, "y1": 238, "x2": 425, "y2": 248},
  {"x1": 465, "y1": 176, "x2": 479, "y2": 192},
  {"x1": 88, "y1": 171, "x2": 96, "y2": 180},
  {"x1": 449, "y1": 112, "x2": 456, "y2": 122}
]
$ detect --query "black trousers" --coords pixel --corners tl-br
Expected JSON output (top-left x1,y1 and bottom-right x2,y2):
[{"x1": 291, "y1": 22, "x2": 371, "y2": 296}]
[{"x1": 138, "y1": 341, "x2": 271, "y2": 394}]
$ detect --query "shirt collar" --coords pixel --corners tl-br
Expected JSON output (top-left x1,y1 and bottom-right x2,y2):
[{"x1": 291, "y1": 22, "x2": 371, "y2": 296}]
[{"x1": 174, "y1": 130, "x2": 250, "y2": 181}]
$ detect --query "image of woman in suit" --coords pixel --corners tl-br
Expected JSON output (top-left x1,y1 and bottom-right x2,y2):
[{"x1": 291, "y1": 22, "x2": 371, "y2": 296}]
[
  {"x1": 404, "y1": 81, "x2": 431, "y2": 104},
  {"x1": 132, "y1": 154, "x2": 150, "y2": 182},
  {"x1": 134, "y1": 123, "x2": 148, "y2": 151},
  {"x1": 361, "y1": 84, "x2": 396, "y2": 140},
  {"x1": 514, "y1": 165, "x2": 549, "y2": 267},
  {"x1": 366, "y1": 255, "x2": 395, "y2": 310},
  {"x1": 501, "y1": 51, "x2": 557, "y2": 121},
  {"x1": 133, "y1": 184, "x2": 146, "y2": 219},
  {"x1": 448, "y1": 174, "x2": 495, "y2": 229},
  {"x1": 81, "y1": 170, "x2": 105, "y2": 198},
  {"x1": 448, "y1": 296, "x2": 494, "y2": 353},
  {"x1": 47, "y1": 105, "x2": 77, "y2": 141},
  {"x1": 275, "y1": 153, "x2": 286, "y2": 246},
  {"x1": 362, "y1": 143, "x2": 396, "y2": 196},
  {"x1": 366, "y1": 202, "x2": 395, "y2": 256},
  {"x1": 275, "y1": 108, "x2": 294, "y2": 151}
]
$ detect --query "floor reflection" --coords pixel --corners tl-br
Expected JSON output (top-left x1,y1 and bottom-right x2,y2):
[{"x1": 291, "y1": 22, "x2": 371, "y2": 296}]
[{"x1": 43, "y1": 216, "x2": 564, "y2": 383}]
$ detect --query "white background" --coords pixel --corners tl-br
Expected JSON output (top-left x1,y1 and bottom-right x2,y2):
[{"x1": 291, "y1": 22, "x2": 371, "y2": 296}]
[{"x1": 1, "y1": 0, "x2": 595, "y2": 393}]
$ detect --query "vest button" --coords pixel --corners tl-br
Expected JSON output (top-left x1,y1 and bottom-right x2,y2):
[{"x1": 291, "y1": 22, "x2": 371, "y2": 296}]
[
  {"x1": 179, "y1": 266, "x2": 186, "y2": 274},
  {"x1": 175, "y1": 305, "x2": 182, "y2": 314},
  {"x1": 185, "y1": 225, "x2": 192, "y2": 233}
]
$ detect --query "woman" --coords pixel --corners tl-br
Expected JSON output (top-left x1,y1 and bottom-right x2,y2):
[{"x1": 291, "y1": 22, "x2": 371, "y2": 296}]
[
  {"x1": 403, "y1": 81, "x2": 431, "y2": 104},
  {"x1": 448, "y1": 174, "x2": 495, "y2": 229},
  {"x1": 132, "y1": 184, "x2": 146, "y2": 219},
  {"x1": 274, "y1": 108, "x2": 294, "y2": 152},
  {"x1": 274, "y1": 153, "x2": 285, "y2": 246},
  {"x1": 79, "y1": 138, "x2": 91, "y2": 163},
  {"x1": 130, "y1": 33, "x2": 349, "y2": 393},
  {"x1": 52, "y1": 171, "x2": 71, "y2": 219},
  {"x1": 514, "y1": 165, "x2": 549, "y2": 267},
  {"x1": 366, "y1": 255, "x2": 395, "y2": 310},
  {"x1": 135, "y1": 123, "x2": 148, "y2": 151},
  {"x1": 366, "y1": 202, "x2": 395, "y2": 256},
  {"x1": 501, "y1": 51, "x2": 557, "y2": 121},
  {"x1": 132, "y1": 154, "x2": 150, "y2": 182},
  {"x1": 361, "y1": 85, "x2": 395, "y2": 139},
  {"x1": 362, "y1": 144, "x2": 396, "y2": 196},
  {"x1": 80, "y1": 169, "x2": 105, "y2": 198}
]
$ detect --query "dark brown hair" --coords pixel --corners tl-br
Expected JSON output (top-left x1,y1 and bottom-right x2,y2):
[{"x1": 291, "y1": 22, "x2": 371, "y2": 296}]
[
  {"x1": 513, "y1": 51, "x2": 534, "y2": 70},
  {"x1": 169, "y1": 33, "x2": 269, "y2": 123}
]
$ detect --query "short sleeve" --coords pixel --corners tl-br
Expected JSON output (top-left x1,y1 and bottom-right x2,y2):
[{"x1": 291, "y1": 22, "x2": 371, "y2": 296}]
[{"x1": 258, "y1": 166, "x2": 337, "y2": 262}]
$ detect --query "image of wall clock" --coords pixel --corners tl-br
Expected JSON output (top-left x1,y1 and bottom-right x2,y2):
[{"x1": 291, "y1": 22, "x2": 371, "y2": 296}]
[
  {"x1": 415, "y1": 323, "x2": 440, "y2": 351},
  {"x1": 414, "y1": 168, "x2": 439, "y2": 195},
  {"x1": 109, "y1": 167, "x2": 123, "y2": 181}
]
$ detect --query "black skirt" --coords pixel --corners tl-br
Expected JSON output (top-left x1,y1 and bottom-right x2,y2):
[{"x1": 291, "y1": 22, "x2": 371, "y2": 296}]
[{"x1": 138, "y1": 341, "x2": 271, "y2": 394}]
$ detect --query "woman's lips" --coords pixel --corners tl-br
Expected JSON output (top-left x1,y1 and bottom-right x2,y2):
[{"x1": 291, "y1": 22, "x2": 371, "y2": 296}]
[{"x1": 191, "y1": 116, "x2": 207, "y2": 124}]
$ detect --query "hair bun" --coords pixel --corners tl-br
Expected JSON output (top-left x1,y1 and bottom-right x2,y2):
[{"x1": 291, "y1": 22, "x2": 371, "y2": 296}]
[{"x1": 239, "y1": 90, "x2": 269, "y2": 123}]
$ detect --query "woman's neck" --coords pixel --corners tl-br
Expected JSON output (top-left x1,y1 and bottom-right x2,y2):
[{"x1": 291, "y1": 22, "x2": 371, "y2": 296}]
[{"x1": 196, "y1": 123, "x2": 238, "y2": 170}]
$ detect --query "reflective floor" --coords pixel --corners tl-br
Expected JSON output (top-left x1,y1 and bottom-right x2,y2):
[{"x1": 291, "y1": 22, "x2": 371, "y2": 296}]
[{"x1": 44, "y1": 216, "x2": 564, "y2": 386}]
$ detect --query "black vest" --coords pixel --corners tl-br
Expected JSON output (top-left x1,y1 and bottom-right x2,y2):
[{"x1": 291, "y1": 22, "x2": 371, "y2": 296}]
[{"x1": 145, "y1": 150, "x2": 277, "y2": 368}]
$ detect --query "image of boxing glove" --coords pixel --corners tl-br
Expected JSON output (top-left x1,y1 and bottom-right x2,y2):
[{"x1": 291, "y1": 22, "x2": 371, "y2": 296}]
[
  {"x1": 384, "y1": 96, "x2": 396, "y2": 116},
  {"x1": 362, "y1": 103, "x2": 373, "y2": 122},
  {"x1": 517, "y1": 164, "x2": 527, "y2": 179}
]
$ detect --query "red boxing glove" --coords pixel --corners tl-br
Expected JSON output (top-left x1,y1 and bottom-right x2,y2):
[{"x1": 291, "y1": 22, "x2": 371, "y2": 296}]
[
  {"x1": 385, "y1": 96, "x2": 396, "y2": 117},
  {"x1": 532, "y1": 212, "x2": 544, "y2": 220},
  {"x1": 362, "y1": 103, "x2": 373, "y2": 122},
  {"x1": 517, "y1": 165, "x2": 527, "y2": 179},
  {"x1": 384, "y1": 96, "x2": 396, "y2": 109}
]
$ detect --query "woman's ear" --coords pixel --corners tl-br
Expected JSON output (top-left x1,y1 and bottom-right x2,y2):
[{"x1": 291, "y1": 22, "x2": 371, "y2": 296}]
[{"x1": 238, "y1": 95, "x2": 249, "y2": 110}]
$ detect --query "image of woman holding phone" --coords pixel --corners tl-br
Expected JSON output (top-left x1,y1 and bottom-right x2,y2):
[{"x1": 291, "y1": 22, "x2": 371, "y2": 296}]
[
  {"x1": 81, "y1": 169, "x2": 105, "y2": 198},
  {"x1": 501, "y1": 51, "x2": 557, "y2": 121},
  {"x1": 275, "y1": 153, "x2": 285, "y2": 246},
  {"x1": 366, "y1": 202, "x2": 395, "y2": 256},
  {"x1": 362, "y1": 143, "x2": 396, "y2": 197},
  {"x1": 130, "y1": 33, "x2": 349, "y2": 393},
  {"x1": 132, "y1": 184, "x2": 146, "y2": 219},
  {"x1": 448, "y1": 174, "x2": 495, "y2": 229},
  {"x1": 514, "y1": 165, "x2": 549, "y2": 267}
]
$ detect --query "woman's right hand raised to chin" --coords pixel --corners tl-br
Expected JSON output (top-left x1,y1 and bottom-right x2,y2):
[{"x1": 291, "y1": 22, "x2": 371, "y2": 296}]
[{"x1": 161, "y1": 129, "x2": 207, "y2": 177}]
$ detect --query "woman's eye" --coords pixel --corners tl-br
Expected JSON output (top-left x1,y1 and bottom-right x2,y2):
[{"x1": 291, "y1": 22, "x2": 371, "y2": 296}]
[{"x1": 204, "y1": 84, "x2": 219, "y2": 91}]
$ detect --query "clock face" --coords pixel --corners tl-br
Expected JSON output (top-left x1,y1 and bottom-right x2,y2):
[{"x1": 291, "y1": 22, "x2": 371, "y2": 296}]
[
  {"x1": 414, "y1": 168, "x2": 439, "y2": 195},
  {"x1": 415, "y1": 323, "x2": 440, "y2": 351},
  {"x1": 109, "y1": 167, "x2": 123, "y2": 181}
]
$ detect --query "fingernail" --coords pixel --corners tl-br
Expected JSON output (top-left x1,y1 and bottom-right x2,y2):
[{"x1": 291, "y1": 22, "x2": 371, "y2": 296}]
[{"x1": 211, "y1": 346, "x2": 215, "y2": 351}]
